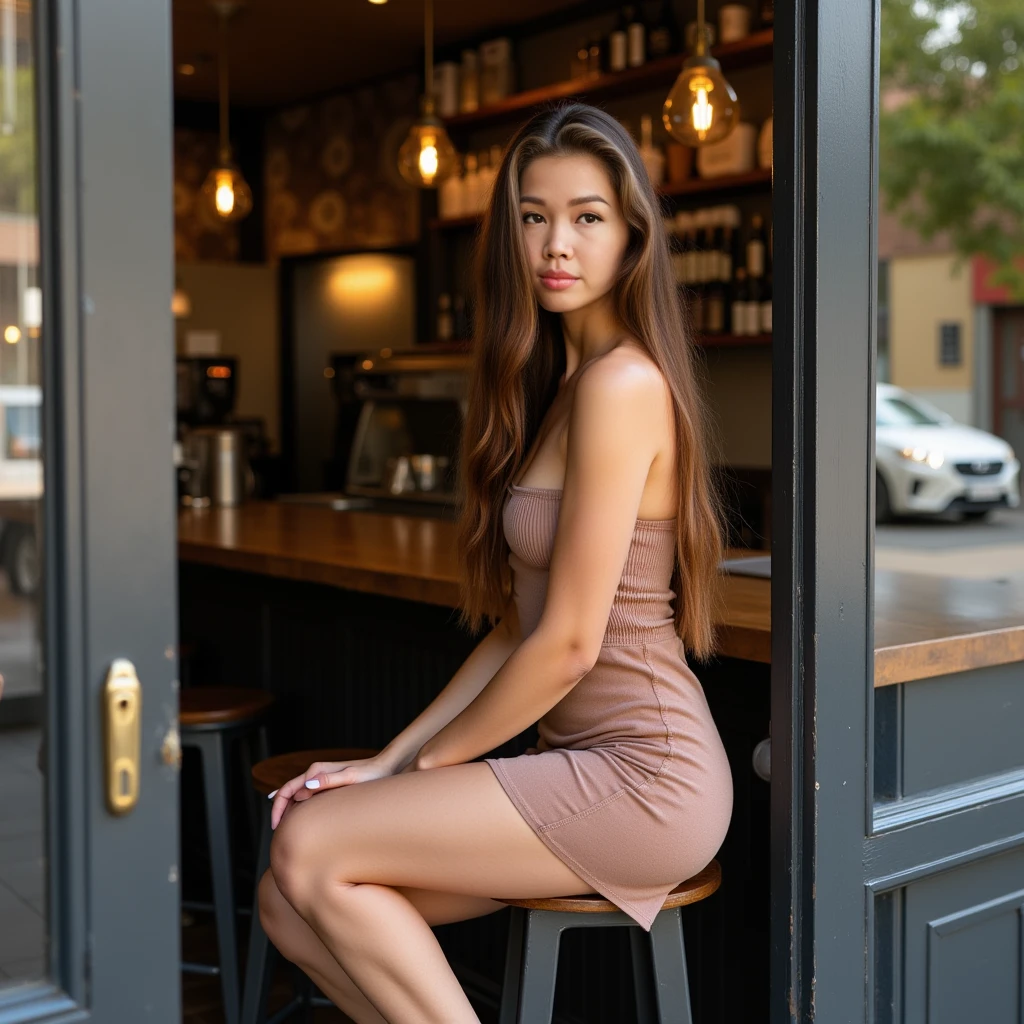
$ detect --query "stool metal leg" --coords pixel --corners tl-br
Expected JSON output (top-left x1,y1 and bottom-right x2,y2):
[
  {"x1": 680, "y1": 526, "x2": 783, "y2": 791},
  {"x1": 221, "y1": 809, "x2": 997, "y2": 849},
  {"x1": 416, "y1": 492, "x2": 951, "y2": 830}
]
[
  {"x1": 648, "y1": 907, "x2": 693, "y2": 1024},
  {"x1": 629, "y1": 925, "x2": 659, "y2": 1024},
  {"x1": 241, "y1": 808, "x2": 276, "y2": 1024},
  {"x1": 498, "y1": 906, "x2": 526, "y2": 1024},
  {"x1": 515, "y1": 910, "x2": 564, "y2": 1024},
  {"x1": 196, "y1": 730, "x2": 241, "y2": 1024}
]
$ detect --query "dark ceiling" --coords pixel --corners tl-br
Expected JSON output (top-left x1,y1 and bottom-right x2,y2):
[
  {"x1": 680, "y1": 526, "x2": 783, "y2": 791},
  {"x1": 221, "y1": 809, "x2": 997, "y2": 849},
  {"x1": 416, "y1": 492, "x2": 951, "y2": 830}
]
[{"x1": 172, "y1": 0, "x2": 587, "y2": 108}]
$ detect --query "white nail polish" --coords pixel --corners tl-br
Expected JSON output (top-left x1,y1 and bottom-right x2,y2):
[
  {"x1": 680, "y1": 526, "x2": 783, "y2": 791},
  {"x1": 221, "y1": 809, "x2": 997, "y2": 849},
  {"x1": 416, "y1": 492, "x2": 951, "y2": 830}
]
[
  {"x1": 267, "y1": 789, "x2": 278, "y2": 800},
  {"x1": 304, "y1": 779, "x2": 320, "y2": 790}
]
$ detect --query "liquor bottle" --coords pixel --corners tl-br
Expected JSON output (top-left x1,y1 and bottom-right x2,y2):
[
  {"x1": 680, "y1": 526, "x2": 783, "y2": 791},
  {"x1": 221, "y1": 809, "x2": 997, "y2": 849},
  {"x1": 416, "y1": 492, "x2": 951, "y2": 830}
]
[
  {"x1": 639, "y1": 114, "x2": 665, "y2": 186},
  {"x1": 453, "y1": 293, "x2": 470, "y2": 340},
  {"x1": 760, "y1": 0, "x2": 775, "y2": 29},
  {"x1": 437, "y1": 293, "x2": 454, "y2": 341},
  {"x1": 731, "y1": 268, "x2": 749, "y2": 336},
  {"x1": 626, "y1": 5, "x2": 646, "y2": 67},
  {"x1": 588, "y1": 36, "x2": 602, "y2": 77},
  {"x1": 647, "y1": 0, "x2": 679, "y2": 58},
  {"x1": 759, "y1": 272, "x2": 773, "y2": 334},
  {"x1": 460, "y1": 50, "x2": 479, "y2": 113},
  {"x1": 608, "y1": 8, "x2": 629, "y2": 72},
  {"x1": 476, "y1": 149, "x2": 495, "y2": 210},
  {"x1": 438, "y1": 153, "x2": 464, "y2": 219},
  {"x1": 746, "y1": 213, "x2": 767, "y2": 278},
  {"x1": 744, "y1": 273, "x2": 761, "y2": 336},
  {"x1": 462, "y1": 152, "x2": 480, "y2": 213}
]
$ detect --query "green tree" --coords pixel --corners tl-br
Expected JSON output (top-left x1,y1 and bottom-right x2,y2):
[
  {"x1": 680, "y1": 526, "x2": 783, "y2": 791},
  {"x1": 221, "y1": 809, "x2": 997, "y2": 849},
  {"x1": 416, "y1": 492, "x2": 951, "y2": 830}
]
[
  {"x1": 880, "y1": 0, "x2": 1024, "y2": 296},
  {"x1": 0, "y1": 67, "x2": 36, "y2": 215}
]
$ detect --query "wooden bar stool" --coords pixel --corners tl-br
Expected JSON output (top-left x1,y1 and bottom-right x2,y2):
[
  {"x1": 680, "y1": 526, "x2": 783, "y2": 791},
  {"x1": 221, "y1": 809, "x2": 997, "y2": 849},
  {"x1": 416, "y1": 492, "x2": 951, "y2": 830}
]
[
  {"x1": 180, "y1": 686, "x2": 275, "y2": 1024},
  {"x1": 241, "y1": 747, "x2": 381, "y2": 1024},
  {"x1": 496, "y1": 860, "x2": 721, "y2": 1024}
]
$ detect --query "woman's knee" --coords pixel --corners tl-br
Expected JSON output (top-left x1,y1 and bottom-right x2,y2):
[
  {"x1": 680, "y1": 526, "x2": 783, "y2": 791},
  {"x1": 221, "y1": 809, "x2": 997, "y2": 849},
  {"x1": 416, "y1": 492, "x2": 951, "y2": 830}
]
[{"x1": 268, "y1": 814, "x2": 318, "y2": 912}]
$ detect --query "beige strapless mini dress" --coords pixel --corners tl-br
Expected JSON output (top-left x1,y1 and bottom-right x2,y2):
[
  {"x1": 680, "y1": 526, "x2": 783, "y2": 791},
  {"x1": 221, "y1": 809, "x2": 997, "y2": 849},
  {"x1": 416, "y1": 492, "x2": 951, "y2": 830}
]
[{"x1": 483, "y1": 483, "x2": 734, "y2": 931}]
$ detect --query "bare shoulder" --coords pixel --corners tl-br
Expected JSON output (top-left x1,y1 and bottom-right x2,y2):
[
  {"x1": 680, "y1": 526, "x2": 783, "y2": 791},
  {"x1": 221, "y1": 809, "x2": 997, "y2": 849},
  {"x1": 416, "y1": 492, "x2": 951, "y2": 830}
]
[{"x1": 572, "y1": 342, "x2": 672, "y2": 426}]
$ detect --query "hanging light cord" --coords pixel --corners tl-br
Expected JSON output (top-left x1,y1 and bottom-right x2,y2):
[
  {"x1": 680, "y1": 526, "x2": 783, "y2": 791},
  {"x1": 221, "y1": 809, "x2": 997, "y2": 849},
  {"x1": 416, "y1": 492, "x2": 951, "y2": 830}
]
[
  {"x1": 217, "y1": 7, "x2": 230, "y2": 161},
  {"x1": 696, "y1": 0, "x2": 707, "y2": 56},
  {"x1": 423, "y1": 0, "x2": 434, "y2": 109}
]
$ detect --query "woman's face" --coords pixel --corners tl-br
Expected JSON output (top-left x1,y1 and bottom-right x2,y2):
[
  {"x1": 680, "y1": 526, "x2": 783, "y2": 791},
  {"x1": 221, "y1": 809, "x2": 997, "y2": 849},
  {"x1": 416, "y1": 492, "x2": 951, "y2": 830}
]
[{"x1": 518, "y1": 153, "x2": 630, "y2": 315}]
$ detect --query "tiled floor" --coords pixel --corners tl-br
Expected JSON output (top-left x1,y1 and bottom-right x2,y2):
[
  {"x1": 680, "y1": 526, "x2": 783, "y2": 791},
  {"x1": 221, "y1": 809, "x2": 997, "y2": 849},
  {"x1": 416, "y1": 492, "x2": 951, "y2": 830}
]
[{"x1": 0, "y1": 726, "x2": 46, "y2": 983}]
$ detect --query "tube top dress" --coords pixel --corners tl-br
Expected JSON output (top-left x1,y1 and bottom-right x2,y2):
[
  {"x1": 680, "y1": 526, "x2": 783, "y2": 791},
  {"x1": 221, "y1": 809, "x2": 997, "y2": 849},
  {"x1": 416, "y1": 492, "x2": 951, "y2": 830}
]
[{"x1": 483, "y1": 483, "x2": 734, "y2": 932}]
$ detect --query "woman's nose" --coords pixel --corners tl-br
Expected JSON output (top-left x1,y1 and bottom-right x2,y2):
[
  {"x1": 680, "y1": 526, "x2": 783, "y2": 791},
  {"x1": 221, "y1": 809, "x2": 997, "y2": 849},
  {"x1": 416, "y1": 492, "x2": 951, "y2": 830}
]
[{"x1": 544, "y1": 220, "x2": 573, "y2": 260}]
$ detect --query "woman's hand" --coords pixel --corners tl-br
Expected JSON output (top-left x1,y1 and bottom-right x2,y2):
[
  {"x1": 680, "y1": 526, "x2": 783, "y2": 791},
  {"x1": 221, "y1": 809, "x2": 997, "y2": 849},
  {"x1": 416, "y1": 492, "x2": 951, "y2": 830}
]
[{"x1": 268, "y1": 751, "x2": 413, "y2": 829}]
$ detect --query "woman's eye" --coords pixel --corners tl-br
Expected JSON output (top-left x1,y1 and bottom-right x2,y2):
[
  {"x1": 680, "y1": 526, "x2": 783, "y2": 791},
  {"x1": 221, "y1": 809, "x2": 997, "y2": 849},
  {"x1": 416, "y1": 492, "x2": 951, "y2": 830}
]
[
  {"x1": 578, "y1": 212, "x2": 602, "y2": 224},
  {"x1": 522, "y1": 212, "x2": 543, "y2": 224}
]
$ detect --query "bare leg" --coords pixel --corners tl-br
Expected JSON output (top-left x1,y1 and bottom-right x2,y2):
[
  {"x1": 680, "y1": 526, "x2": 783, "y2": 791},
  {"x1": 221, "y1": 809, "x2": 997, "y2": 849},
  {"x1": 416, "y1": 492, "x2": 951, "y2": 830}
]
[
  {"x1": 268, "y1": 761, "x2": 597, "y2": 1024},
  {"x1": 259, "y1": 868, "x2": 507, "y2": 1024}
]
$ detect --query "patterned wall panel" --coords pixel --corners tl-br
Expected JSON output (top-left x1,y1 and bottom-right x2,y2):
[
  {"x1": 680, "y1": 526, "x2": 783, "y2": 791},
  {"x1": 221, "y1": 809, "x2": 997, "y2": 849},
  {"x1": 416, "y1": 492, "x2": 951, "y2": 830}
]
[
  {"x1": 264, "y1": 74, "x2": 421, "y2": 260},
  {"x1": 173, "y1": 127, "x2": 241, "y2": 263}
]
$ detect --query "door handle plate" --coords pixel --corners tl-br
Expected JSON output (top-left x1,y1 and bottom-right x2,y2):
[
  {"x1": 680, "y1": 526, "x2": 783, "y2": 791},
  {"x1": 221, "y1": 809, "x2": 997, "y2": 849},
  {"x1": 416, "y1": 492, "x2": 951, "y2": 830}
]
[{"x1": 104, "y1": 658, "x2": 142, "y2": 814}]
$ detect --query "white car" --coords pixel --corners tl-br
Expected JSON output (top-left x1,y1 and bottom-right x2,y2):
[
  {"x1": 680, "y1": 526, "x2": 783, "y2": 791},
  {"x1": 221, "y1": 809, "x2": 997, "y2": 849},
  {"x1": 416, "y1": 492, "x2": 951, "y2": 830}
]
[{"x1": 875, "y1": 383, "x2": 1020, "y2": 522}]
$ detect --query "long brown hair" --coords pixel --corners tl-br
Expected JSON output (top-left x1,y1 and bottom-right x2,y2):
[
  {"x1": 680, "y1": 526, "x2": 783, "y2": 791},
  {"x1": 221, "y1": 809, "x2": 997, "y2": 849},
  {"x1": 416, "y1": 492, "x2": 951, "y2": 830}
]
[{"x1": 455, "y1": 101, "x2": 724, "y2": 661}]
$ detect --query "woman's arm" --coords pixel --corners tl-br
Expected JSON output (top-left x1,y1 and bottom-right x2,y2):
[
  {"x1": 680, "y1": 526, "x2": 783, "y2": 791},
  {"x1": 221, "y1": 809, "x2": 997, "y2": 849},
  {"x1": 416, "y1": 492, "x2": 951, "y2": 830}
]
[
  {"x1": 415, "y1": 355, "x2": 666, "y2": 770},
  {"x1": 377, "y1": 595, "x2": 522, "y2": 772}
]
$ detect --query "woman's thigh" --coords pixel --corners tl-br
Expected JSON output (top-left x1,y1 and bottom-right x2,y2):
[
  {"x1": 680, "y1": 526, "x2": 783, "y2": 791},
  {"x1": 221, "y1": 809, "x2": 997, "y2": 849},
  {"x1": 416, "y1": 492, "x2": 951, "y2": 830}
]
[{"x1": 269, "y1": 760, "x2": 597, "y2": 904}]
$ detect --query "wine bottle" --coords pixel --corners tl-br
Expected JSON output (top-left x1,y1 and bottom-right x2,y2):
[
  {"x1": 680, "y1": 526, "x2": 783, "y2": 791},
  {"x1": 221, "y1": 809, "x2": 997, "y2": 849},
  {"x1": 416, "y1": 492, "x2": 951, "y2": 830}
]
[
  {"x1": 437, "y1": 293, "x2": 454, "y2": 341},
  {"x1": 626, "y1": 5, "x2": 646, "y2": 67},
  {"x1": 759, "y1": 272, "x2": 773, "y2": 334},
  {"x1": 731, "y1": 268, "x2": 749, "y2": 336},
  {"x1": 744, "y1": 274, "x2": 761, "y2": 336},
  {"x1": 647, "y1": 0, "x2": 679, "y2": 58},
  {"x1": 746, "y1": 213, "x2": 767, "y2": 278},
  {"x1": 608, "y1": 8, "x2": 629, "y2": 72}
]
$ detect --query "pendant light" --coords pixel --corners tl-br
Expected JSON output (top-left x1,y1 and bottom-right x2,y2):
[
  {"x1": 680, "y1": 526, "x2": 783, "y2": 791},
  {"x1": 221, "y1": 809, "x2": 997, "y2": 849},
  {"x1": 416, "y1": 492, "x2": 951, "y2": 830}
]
[
  {"x1": 201, "y1": 0, "x2": 252, "y2": 221},
  {"x1": 661, "y1": 0, "x2": 740, "y2": 146},
  {"x1": 397, "y1": 0, "x2": 457, "y2": 188}
]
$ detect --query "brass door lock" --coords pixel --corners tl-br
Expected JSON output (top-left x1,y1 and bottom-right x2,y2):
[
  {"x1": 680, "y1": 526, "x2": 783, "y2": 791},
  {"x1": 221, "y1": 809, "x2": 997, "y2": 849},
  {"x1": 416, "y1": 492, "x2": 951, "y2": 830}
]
[{"x1": 104, "y1": 659, "x2": 142, "y2": 814}]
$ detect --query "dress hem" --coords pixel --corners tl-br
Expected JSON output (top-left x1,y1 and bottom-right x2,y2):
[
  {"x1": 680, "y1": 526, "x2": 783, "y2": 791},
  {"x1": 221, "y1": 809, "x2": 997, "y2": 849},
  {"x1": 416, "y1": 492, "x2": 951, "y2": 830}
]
[{"x1": 484, "y1": 756, "x2": 662, "y2": 932}]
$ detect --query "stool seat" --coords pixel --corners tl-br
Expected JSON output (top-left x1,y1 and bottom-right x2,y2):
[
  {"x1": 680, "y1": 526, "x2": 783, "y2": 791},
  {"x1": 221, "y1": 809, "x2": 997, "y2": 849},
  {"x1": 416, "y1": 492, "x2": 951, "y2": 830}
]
[
  {"x1": 494, "y1": 860, "x2": 721, "y2": 914},
  {"x1": 250, "y1": 747, "x2": 381, "y2": 796},
  {"x1": 180, "y1": 687, "x2": 274, "y2": 728}
]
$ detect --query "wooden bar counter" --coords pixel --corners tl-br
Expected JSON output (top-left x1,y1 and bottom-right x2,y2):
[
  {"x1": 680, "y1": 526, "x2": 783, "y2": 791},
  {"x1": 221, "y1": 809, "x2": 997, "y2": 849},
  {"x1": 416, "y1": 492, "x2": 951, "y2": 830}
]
[{"x1": 178, "y1": 501, "x2": 1024, "y2": 686}]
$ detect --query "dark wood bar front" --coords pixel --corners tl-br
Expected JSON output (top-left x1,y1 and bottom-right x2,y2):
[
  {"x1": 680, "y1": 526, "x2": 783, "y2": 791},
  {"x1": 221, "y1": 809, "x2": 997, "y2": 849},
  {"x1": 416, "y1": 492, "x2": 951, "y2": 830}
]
[
  {"x1": 177, "y1": 502, "x2": 1024, "y2": 1022},
  {"x1": 179, "y1": 501, "x2": 1024, "y2": 683}
]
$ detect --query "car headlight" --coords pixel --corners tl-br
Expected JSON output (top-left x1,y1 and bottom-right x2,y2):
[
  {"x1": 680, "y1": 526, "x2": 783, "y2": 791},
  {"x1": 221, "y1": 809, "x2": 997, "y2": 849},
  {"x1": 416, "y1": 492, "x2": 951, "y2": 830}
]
[{"x1": 898, "y1": 446, "x2": 944, "y2": 469}]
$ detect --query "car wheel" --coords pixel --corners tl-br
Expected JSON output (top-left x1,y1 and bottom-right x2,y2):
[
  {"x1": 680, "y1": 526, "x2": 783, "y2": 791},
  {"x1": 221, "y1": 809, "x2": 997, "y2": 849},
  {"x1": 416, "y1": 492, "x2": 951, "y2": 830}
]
[
  {"x1": 5, "y1": 526, "x2": 38, "y2": 597},
  {"x1": 875, "y1": 472, "x2": 893, "y2": 524},
  {"x1": 963, "y1": 509, "x2": 991, "y2": 522}
]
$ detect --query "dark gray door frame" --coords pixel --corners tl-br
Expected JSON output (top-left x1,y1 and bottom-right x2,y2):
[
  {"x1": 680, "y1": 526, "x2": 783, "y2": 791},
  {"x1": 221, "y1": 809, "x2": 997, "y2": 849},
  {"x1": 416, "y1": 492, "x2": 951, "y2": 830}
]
[
  {"x1": 772, "y1": 0, "x2": 876, "y2": 1019},
  {"x1": 773, "y1": 3, "x2": 1024, "y2": 1021},
  {"x1": 0, "y1": 0, "x2": 180, "y2": 1020}
]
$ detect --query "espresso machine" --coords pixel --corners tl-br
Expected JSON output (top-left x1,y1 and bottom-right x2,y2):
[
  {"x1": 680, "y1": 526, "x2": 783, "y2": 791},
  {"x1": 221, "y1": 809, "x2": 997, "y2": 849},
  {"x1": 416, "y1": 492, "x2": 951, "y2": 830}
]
[
  {"x1": 340, "y1": 348, "x2": 470, "y2": 505},
  {"x1": 175, "y1": 356, "x2": 267, "y2": 507}
]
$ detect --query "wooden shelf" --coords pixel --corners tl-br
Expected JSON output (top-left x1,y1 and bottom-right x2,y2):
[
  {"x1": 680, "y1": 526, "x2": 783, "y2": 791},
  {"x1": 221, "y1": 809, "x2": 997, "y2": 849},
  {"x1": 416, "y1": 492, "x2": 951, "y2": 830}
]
[
  {"x1": 441, "y1": 30, "x2": 773, "y2": 132},
  {"x1": 428, "y1": 169, "x2": 772, "y2": 231},
  {"x1": 427, "y1": 213, "x2": 482, "y2": 231},
  {"x1": 661, "y1": 167, "x2": 772, "y2": 197},
  {"x1": 697, "y1": 332, "x2": 772, "y2": 347}
]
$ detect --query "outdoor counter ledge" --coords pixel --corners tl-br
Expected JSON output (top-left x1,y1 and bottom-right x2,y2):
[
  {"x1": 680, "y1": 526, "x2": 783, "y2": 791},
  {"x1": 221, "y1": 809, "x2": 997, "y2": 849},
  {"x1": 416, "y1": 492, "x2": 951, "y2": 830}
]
[{"x1": 177, "y1": 501, "x2": 1024, "y2": 685}]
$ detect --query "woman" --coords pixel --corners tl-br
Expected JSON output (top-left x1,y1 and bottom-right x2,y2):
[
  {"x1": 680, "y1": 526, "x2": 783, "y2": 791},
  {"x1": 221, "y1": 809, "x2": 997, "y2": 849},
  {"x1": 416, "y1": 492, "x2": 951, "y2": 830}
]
[{"x1": 259, "y1": 101, "x2": 734, "y2": 1024}]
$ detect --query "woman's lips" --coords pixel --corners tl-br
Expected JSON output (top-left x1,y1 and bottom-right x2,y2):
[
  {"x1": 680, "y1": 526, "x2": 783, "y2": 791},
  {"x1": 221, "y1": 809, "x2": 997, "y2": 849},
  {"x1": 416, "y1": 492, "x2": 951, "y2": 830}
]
[{"x1": 539, "y1": 274, "x2": 579, "y2": 291}]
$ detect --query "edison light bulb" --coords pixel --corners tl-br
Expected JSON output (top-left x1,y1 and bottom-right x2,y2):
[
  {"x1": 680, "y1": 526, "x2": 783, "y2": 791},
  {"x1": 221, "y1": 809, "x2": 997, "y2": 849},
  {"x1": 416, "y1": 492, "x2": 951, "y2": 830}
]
[
  {"x1": 419, "y1": 139, "x2": 440, "y2": 180},
  {"x1": 201, "y1": 158, "x2": 253, "y2": 222},
  {"x1": 215, "y1": 170, "x2": 236, "y2": 216},
  {"x1": 663, "y1": 57, "x2": 740, "y2": 146},
  {"x1": 398, "y1": 96, "x2": 457, "y2": 188}
]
